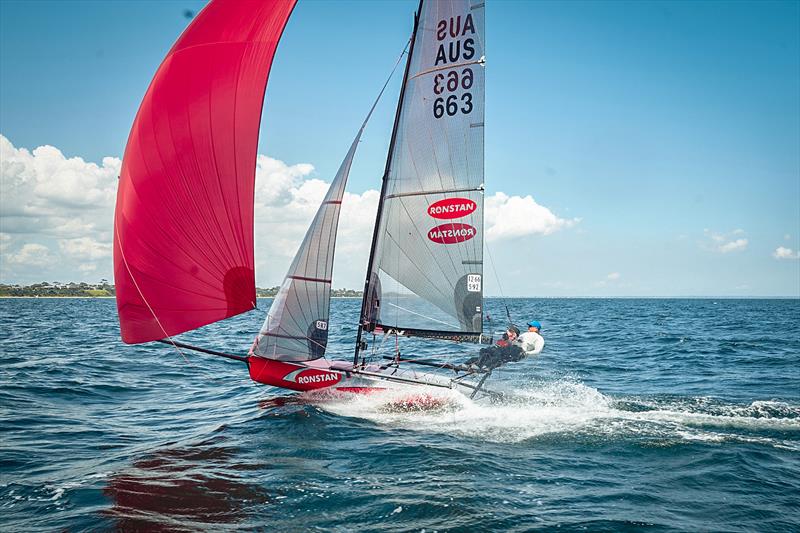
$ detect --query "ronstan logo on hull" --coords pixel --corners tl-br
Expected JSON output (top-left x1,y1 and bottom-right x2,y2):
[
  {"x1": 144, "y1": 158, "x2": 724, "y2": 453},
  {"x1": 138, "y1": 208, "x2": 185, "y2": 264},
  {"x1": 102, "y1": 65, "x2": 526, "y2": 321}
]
[{"x1": 282, "y1": 368, "x2": 340, "y2": 385}]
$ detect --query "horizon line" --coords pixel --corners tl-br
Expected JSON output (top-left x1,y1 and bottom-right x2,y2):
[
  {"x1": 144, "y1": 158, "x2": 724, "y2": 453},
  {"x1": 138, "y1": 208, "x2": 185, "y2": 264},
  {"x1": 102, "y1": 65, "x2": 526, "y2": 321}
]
[{"x1": 1, "y1": 281, "x2": 797, "y2": 299}]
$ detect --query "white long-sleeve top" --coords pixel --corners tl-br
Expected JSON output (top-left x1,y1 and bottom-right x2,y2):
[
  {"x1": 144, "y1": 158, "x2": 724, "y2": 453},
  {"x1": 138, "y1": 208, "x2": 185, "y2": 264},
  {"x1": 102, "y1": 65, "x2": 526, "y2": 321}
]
[{"x1": 518, "y1": 331, "x2": 544, "y2": 355}]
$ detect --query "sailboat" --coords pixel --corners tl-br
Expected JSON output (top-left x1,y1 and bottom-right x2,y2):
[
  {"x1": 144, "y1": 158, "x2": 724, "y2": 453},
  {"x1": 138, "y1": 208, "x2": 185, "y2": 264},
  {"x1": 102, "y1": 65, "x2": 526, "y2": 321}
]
[{"x1": 114, "y1": 0, "x2": 494, "y2": 401}]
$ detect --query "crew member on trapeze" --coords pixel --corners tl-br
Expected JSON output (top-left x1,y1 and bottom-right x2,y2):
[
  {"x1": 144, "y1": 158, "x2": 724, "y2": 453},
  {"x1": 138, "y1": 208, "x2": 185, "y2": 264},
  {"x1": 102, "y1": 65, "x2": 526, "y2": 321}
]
[
  {"x1": 463, "y1": 321, "x2": 545, "y2": 370},
  {"x1": 519, "y1": 320, "x2": 544, "y2": 356}
]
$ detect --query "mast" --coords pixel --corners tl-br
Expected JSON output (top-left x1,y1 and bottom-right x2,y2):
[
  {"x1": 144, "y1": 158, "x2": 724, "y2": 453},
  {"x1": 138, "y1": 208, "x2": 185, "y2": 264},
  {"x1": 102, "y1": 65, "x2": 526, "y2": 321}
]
[
  {"x1": 354, "y1": 0, "x2": 424, "y2": 364},
  {"x1": 251, "y1": 52, "x2": 408, "y2": 364}
]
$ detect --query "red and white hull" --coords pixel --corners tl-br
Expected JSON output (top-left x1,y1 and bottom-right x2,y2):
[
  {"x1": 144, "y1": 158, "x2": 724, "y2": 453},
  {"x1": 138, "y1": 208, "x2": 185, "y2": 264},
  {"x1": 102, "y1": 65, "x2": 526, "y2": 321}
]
[{"x1": 248, "y1": 356, "x2": 456, "y2": 395}]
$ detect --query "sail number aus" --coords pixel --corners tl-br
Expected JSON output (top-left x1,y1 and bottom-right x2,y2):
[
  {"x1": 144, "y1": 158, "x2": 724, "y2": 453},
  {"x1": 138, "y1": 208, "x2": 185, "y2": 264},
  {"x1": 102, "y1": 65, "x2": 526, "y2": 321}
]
[
  {"x1": 433, "y1": 69, "x2": 473, "y2": 119},
  {"x1": 432, "y1": 14, "x2": 477, "y2": 119},
  {"x1": 433, "y1": 92, "x2": 473, "y2": 119}
]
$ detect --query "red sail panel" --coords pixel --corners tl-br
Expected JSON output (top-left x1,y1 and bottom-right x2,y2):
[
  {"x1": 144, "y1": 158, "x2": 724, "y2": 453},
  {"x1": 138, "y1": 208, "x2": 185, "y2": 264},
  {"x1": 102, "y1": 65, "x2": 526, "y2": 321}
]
[{"x1": 114, "y1": 0, "x2": 296, "y2": 344}]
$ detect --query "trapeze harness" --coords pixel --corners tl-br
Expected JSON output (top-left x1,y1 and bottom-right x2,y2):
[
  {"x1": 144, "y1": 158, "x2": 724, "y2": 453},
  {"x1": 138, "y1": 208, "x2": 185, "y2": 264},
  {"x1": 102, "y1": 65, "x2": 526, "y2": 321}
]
[{"x1": 465, "y1": 335, "x2": 525, "y2": 370}]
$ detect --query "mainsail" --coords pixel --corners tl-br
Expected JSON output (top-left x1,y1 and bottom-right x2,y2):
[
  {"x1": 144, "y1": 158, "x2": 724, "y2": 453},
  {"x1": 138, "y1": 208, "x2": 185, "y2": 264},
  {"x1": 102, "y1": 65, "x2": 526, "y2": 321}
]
[
  {"x1": 359, "y1": 0, "x2": 486, "y2": 344},
  {"x1": 114, "y1": 0, "x2": 295, "y2": 344},
  {"x1": 252, "y1": 55, "x2": 405, "y2": 362}
]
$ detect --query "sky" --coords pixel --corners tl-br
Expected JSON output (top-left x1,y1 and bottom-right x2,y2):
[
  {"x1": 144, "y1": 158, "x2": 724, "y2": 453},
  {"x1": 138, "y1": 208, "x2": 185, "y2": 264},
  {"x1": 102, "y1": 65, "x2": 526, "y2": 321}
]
[{"x1": 0, "y1": 0, "x2": 798, "y2": 297}]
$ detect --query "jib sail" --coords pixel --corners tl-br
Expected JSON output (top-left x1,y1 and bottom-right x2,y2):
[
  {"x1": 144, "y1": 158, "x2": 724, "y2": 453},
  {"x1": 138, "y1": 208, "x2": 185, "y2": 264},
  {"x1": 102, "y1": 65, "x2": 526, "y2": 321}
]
[
  {"x1": 359, "y1": 0, "x2": 486, "y2": 344},
  {"x1": 114, "y1": 0, "x2": 296, "y2": 344},
  {"x1": 251, "y1": 129, "x2": 361, "y2": 362},
  {"x1": 252, "y1": 58, "x2": 402, "y2": 362}
]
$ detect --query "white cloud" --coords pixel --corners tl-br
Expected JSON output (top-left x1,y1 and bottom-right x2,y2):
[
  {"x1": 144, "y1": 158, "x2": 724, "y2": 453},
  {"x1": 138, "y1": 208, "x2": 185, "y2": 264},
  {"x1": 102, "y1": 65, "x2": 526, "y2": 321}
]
[
  {"x1": 254, "y1": 155, "x2": 315, "y2": 208},
  {"x1": 718, "y1": 238, "x2": 748, "y2": 253},
  {"x1": 1, "y1": 135, "x2": 119, "y2": 281},
  {"x1": 541, "y1": 280, "x2": 570, "y2": 290},
  {"x1": 5, "y1": 243, "x2": 54, "y2": 268},
  {"x1": 772, "y1": 246, "x2": 800, "y2": 260},
  {"x1": 336, "y1": 190, "x2": 379, "y2": 255},
  {"x1": 256, "y1": 188, "x2": 575, "y2": 286},
  {"x1": 702, "y1": 229, "x2": 748, "y2": 253},
  {"x1": 485, "y1": 192, "x2": 578, "y2": 241},
  {"x1": 596, "y1": 271, "x2": 623, "y2": 287},
  {"x1": 1, "y1": 136, "x2": 576, "y2": 288},
  {"x1": 1, "y1": 135, "x2": 119, "y2": 219},
  {"x1": 58, "y1": 237, "x2": 112, "y2": 260},
  {"x1": 253, "y1": 169, "x2": 378, "y2": 287}
]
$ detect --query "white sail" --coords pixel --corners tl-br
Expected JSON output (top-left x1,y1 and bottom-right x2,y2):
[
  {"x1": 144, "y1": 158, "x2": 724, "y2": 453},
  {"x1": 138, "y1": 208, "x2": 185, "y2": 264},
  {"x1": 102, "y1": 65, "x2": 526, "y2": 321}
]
[
  {"x1": 253, "y1": 53, "x2": 405, "y2": 361},
  {"x1": 251, "y1": 138, "x2": 355, "y2": 361},
  {"x1": 361, "y1": 0, "x2": 486, "y2": 341}
]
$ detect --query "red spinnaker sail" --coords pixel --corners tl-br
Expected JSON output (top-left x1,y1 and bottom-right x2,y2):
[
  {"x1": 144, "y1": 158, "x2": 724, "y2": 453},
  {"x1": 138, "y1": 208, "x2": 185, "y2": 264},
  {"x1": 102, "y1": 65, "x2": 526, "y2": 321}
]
[{"x1": 114, "y1": 0, "x2": 296, "y2": 344}]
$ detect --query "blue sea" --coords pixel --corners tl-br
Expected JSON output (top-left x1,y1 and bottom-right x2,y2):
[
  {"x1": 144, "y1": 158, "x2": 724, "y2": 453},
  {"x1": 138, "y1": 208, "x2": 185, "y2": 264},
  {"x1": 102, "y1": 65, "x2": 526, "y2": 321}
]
[{"x1": 1, "y1": 297, "x2": 798, "y2": 532}]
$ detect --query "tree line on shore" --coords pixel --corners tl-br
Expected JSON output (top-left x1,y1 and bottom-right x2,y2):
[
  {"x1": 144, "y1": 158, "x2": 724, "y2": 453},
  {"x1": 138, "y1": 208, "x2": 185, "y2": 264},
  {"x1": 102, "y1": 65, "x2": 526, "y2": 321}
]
[{"x1": 0, "y1": 282, "x2": 363, "y2": 298}]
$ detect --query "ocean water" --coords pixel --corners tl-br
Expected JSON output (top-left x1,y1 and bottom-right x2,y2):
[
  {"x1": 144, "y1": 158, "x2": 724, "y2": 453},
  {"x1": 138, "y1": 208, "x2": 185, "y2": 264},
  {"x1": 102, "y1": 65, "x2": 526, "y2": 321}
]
[{"x1": 1, "y1": 297, "x2": 798, "y2": 532}]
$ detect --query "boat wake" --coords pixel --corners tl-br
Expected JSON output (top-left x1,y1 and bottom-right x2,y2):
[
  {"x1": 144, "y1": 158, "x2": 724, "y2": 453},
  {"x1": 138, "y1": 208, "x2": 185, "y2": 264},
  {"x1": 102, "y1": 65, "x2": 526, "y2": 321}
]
[{"x1": 308, "y1": 378, "x2": 800, "y2": 450}]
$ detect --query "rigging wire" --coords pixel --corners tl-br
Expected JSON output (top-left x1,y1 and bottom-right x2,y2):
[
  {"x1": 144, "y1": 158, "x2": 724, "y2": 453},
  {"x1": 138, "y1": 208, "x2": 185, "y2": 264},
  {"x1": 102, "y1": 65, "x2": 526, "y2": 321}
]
[
  {"x1": 485, "y1": 240, "x2": 513, "y2": 326},
  {"x1": 384, "y1": 301, "x2": 459, "y2": 329},
  {"x1": 355, "y1": 31, "x2": 417, "y2": 366},
  {"x1": 256, "y1": 38, "x2": 413, "y2": 364}
]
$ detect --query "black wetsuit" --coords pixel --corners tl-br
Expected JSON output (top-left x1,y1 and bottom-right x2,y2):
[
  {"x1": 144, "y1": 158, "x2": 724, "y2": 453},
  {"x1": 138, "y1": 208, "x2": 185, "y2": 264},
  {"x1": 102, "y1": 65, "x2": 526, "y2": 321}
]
[{"x1": 465, "y1": 338, "x2": 525, "y2": 370}]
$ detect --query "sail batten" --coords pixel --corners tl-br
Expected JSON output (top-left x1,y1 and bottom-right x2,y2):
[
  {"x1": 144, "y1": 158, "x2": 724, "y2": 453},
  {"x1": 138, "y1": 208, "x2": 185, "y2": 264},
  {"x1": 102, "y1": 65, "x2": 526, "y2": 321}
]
[{"x1": 385, "y1": 186, "x2": 483, "y2": 200}]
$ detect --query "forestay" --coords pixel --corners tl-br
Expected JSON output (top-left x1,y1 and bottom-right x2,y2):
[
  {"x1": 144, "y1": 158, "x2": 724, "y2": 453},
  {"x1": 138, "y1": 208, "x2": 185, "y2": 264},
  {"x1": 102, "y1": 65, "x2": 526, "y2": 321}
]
[
  {"x1": 362, "y1": 0, "x2": 486, "y2": 340},
  {"x1": 253, "y1": 59, "x2": 401, "y2": 362},
  {"x1": 251, "y1": 137, "x2": 356, "y2": 361}
]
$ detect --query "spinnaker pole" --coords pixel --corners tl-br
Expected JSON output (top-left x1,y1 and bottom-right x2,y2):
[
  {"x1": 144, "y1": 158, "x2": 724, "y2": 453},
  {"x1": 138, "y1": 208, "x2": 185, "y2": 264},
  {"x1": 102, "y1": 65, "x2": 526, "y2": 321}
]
[
  {"x1": 154, "y1": 339, "x2": 248, "y2": 362},
  {"x1": 354, "y1": 0, "x2": 424, "y2": 365}
]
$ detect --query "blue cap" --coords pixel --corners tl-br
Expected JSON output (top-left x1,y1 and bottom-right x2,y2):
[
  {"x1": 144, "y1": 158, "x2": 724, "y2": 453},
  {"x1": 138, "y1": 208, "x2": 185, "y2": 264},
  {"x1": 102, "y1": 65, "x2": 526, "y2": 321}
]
[{"x1": 527, "y1": 320, "x2": 541, "y2": 329}]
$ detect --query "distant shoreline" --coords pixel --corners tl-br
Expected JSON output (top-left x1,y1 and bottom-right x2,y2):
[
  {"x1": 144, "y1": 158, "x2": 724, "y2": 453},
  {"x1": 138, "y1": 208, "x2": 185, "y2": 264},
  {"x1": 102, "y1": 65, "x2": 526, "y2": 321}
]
[
  {"x1": 0, "y1": 283, "x2": 363, "y2": 298},
  {"x1": 1, "y1": 295, "x2": 796, "y2": 300},
  {"x1": 0, "y1": 295, "x2": 365, "y2": 299},
  {"x1": 0, "y1": 296, "x2": 117, "y2": 299}
]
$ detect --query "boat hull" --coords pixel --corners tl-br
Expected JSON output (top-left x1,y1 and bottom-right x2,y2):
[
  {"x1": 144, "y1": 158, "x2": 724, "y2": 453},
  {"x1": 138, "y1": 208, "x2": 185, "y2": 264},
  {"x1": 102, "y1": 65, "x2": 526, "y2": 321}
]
[
  {"x1": 247, "y1": 356, "x2": 453, "y2": 394},
  {"x1": 250, "y1": 356, "x2": 409, "y2": 392},
  {"x1": 248, "y1": 356, "x2": 468, "y2": 411}
]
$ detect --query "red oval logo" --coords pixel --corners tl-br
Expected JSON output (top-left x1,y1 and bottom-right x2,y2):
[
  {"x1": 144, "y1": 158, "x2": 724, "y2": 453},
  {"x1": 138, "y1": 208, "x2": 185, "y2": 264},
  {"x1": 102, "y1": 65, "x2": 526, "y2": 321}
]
[
  {"x1": 284, "y1": 368, "x2": 342, "y2": 390},
  {"x1": 427, "y1": 197, "x2": 477, "y2": 219},
  {"x1": 428, "y1": 223, "x2": 477, "y2": 244}
]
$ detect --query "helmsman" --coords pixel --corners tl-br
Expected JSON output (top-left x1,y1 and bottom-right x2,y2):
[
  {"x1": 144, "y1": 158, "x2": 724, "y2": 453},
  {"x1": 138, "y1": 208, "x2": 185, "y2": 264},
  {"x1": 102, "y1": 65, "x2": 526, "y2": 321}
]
[{"x1": 518, "y1": 320, "x2": 544, "y2": 355}]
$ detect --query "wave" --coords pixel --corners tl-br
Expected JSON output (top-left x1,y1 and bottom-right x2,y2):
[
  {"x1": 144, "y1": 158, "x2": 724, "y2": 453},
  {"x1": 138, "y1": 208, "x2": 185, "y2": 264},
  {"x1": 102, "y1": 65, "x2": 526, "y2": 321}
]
[{"x1": 310, "y1": 378, "x2": 800, "y2": 449}]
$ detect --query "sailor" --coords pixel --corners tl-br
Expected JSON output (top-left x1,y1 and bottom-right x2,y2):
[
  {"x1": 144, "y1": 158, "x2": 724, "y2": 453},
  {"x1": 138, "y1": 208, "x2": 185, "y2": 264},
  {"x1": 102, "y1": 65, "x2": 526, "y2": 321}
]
[
  {"x1": 518, "y1": 320, "x2": 545, "y2": 355},
  {"x1": 464, "y1": 325, "x2": 525, "y2": 370}
]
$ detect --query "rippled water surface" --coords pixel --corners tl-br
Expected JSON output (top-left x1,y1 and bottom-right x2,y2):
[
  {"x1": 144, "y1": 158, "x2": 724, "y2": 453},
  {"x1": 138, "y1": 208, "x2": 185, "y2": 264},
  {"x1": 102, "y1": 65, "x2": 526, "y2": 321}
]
[{"x1": 1, "y1": 298, "x2": 799, "y2": 531}]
